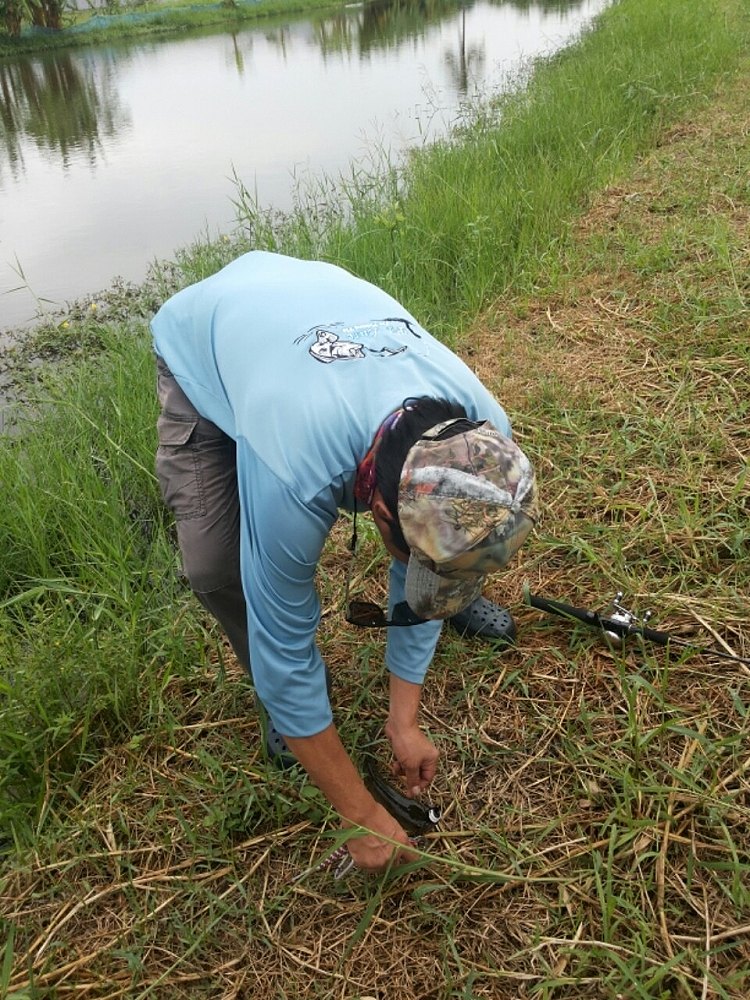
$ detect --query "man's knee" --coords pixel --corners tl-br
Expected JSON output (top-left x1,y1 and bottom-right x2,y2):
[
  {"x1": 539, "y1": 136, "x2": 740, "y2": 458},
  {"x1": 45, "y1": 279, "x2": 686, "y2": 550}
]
[{"x1": 176, "y1": 518, "x2": 241, "y2": 594}]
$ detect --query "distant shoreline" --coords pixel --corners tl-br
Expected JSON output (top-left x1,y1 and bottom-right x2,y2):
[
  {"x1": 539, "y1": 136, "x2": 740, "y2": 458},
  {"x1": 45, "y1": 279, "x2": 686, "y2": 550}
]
[{"x1": 0, "y1": 0, "x2": 344, "y2": 57}]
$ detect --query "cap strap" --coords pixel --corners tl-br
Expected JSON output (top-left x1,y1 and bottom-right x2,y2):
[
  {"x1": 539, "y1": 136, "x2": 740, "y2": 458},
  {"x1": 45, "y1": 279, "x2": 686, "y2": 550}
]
[{"x1": 420, "y1": 417, "x2": 483, "y2": 441}]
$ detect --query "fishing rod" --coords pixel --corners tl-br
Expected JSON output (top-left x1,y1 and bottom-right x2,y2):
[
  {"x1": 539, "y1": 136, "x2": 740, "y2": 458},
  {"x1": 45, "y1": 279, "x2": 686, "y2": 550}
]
[{"x1": 525, "y1": 587, "x2": 750, "y2": 666}]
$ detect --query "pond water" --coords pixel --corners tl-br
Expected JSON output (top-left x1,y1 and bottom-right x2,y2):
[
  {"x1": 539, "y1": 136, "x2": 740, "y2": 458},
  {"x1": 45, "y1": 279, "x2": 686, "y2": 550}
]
[{"x1": 0, "y1": 0, "x2": 608, "y2": 334}]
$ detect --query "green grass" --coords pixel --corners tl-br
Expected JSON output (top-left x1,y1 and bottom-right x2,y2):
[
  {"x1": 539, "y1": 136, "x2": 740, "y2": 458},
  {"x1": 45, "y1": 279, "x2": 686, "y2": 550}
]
[{"x1": 0, "y1": 0, "x2": 749, "y2": 995}]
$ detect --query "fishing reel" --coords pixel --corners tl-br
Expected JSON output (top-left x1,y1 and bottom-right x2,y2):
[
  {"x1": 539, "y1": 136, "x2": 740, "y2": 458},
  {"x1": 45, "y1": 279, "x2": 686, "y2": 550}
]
[
  {"x1": 526, "y1": 586, "x2": 750, "y2": 664},
  {"x1": 603, "y1": 591, "x2": 654, "y2": 643},
  {"x1": 525, "y1": 587, "x2": 669, "y2": 647}
]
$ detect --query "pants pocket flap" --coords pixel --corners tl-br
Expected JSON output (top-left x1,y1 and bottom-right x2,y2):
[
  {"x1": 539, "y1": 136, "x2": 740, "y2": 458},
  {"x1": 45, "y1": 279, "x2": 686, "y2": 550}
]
[{"x1": 157, "y1": 413, "x2": 199, "y2": 446}]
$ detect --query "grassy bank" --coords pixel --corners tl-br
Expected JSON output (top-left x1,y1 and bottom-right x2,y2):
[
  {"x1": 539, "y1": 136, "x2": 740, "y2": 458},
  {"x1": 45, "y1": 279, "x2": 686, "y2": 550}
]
[{"x1": 1, "y1": 0, "x2": 749, "y2": 995}]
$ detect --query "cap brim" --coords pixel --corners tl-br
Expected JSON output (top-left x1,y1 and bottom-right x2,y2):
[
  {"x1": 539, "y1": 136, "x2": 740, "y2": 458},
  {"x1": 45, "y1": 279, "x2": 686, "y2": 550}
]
[{"x1": 405, "y1": 554, "x2": 485, "y2": 620}]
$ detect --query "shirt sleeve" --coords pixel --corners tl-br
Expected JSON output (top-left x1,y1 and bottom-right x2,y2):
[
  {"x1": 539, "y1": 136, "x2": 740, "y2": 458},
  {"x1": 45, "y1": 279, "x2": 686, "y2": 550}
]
[
  {"x1": 384, "y1": 559, "x2": 443, "y2": 683},
  {"x1": 237, "y1": 447, "x2": 338, "y2": 738}
]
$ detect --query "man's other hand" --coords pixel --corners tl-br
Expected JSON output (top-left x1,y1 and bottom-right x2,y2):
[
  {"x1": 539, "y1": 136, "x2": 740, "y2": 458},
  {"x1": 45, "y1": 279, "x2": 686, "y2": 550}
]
[{"x1": 343, "y1": 802, "x2": 417, "y2": 873}]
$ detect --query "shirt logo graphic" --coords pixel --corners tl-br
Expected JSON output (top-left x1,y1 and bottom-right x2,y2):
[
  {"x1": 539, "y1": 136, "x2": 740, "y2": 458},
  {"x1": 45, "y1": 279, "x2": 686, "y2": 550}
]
[{"x1": 295, "y1": 318, "x2": 420, "y2": 365}]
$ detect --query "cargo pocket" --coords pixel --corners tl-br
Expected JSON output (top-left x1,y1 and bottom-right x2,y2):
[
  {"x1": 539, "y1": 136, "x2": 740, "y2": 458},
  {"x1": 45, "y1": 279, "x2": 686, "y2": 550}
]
[{"x1": 155, "y1": 413, "x2": 204, "y2": 520}]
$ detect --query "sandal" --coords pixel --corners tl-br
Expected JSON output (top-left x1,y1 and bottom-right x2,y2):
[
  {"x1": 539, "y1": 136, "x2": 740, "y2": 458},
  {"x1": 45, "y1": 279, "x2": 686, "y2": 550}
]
[
  {"x1": 265, "y1": 720, "x2": 298, "y2": 769},
  {"x1": 256, "y1": 699, "x2": 298, "y2": 769},
  {"x1": 447, "y1": 596, "x2": 516, "y2": 643}
]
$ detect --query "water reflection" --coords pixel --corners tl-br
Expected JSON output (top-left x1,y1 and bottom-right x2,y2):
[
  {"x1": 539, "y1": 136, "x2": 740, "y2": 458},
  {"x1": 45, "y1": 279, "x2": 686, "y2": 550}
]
[
  {"x1": 0, "y1": 51, "x2": 129, "y2": 178},
  {"x1": 1, "y1": 0, "x2": 592, "y2": 175},
  {"x1": 443, "y1": 7, "x2": 485, "y2": 95},
  {"x1": 0, "y1": 0, "x2": 607, "y2": 332},
  {"x1": 310, "y1": 0, "x2": 581, "y2": 59}
]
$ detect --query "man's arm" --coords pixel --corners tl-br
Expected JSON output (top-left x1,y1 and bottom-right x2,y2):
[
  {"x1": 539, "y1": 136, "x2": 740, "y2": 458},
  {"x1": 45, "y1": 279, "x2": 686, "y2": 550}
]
[
  {"x1": 385, "y1": 674, "x2": 439, "y2": 795},
  {"x1": 284, "y1": 723, "x2": 417, "y2": 872},
  {"x1": 286, "y1": 676, "x2": 437, "y2": 872}
]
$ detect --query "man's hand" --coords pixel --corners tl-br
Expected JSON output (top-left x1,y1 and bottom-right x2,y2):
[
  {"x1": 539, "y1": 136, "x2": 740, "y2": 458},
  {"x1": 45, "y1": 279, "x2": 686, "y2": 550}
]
[
  {"x1": 385, "y1": 672, "x2": 439, "y2": 797},
  {"x1": 284, "y1": 722, "x2": 419, "y2": 874},
  {"x1": 343, "y1": 801, "x2": 417, "y2": 872},
  {"x1": 385, "y1": 720, "x2": 439, "y2": 797}
]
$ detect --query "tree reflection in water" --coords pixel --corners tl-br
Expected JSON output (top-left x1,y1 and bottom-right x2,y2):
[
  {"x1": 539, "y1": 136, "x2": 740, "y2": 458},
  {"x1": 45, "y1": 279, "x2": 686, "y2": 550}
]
[
  {"x1": 444, "y1": 7, "x2": 485, "y2": 96},
  {"x1": 0, "y1": 52, "x2": 129, "y2": 178},
  {"x1": 303, "y1": 0, "x2": 585, "y2": 61}
]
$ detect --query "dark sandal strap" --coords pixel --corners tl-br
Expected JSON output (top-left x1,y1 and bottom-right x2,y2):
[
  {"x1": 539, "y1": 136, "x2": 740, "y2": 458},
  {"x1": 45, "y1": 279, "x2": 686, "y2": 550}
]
[
  {"x1": 255, "y1": 694, "x2": 298, "y2": 768},
  {"x1": 265, "y1": 724, "x2": 297, "y2": 769}
]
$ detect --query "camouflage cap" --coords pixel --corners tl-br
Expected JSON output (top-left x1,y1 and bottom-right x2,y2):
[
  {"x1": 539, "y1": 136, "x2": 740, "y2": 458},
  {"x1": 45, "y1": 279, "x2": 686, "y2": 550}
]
[{"x1": 399, "y1": 419, "x2": 538, "y2": 619}]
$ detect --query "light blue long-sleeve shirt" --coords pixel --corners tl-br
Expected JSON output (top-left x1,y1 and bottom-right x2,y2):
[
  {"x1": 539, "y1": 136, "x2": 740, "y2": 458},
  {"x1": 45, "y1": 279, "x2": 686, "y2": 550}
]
[{"x1": 151, "y1": 252, "x2": 511, "y2": 737}]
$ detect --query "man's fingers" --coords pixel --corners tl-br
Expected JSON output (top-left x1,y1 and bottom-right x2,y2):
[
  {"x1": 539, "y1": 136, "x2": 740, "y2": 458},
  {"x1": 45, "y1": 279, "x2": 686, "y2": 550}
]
[
  {"x1": 421, "y1": 758, "x2": 438, "y2": 785},
  {"x1": 391, "y1": 761, "x2": 422, "y2": 795},
  {"x1": 372, "y1": 842, "x2": 417, "y2": 871},
  {"x1": 404, "y1": 765, "x2": 421, "y2": 793},
  {"x1": 345, "y1": 823, "x2": 419, "y2": 873},
  {"x1": 399, "y1": 762, "x2": 437, "y2": 796},
  {"x1": 392, "y1": 758, "x2": 437, "y2": 793},
  {"x1": 398, "y1": 841, "x2": 420, "y2": 865}
]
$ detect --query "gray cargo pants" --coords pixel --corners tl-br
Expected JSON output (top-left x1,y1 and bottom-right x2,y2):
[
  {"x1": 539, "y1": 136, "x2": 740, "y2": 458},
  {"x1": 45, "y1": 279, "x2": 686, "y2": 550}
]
[{"x1": 155, "y1": 356, "x2": 251, "y2": 673}]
